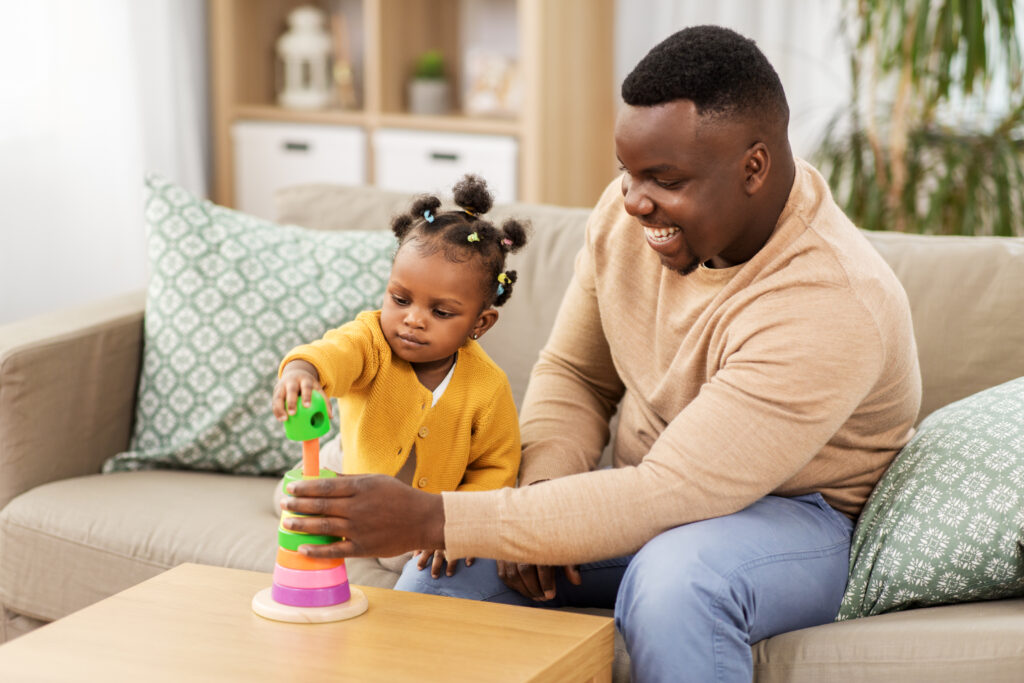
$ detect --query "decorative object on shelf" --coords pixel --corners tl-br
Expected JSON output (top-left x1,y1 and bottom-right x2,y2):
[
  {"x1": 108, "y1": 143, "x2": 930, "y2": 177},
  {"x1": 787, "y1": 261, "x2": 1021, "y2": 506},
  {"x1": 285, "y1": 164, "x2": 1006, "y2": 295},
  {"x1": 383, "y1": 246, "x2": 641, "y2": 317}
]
[
  {"x1": 276, "y1": 5, "x2": 334, "y2": 110},
  {"x1": 330, "y1": 11, "x2": 358, "y2": 109},
  {"x1": 464, "y1": 48, "x2": 521, "y2": 118},
  {"x1": 408, "y1": 49, "x2": 449, "y2": 116}
]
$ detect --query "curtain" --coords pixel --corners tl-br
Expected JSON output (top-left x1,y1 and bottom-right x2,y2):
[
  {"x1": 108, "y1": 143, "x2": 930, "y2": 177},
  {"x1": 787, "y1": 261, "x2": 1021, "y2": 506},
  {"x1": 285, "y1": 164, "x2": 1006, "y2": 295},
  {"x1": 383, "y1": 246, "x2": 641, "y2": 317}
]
[{"x1": 0, "y1": 0, "x2": 208, "y2": 325}]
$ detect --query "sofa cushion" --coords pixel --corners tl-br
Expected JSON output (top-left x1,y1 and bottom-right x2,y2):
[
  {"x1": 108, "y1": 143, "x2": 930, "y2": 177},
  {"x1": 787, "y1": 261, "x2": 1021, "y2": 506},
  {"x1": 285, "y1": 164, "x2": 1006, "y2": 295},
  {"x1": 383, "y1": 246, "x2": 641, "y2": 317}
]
[
  {"x1": 861, "y1": 231, "x2": 1024, "y2": 423},
  {"x1": 752, "y1": 597, "x2": 1024, "y2": 682},
  {"x1": 838, "y1": 376, "x2": 1024, "y2": 620},
  {"x1": 0, "y1": 471, "x2": 279, "y2": 621},
  {"x1": 103, "y1": 175, "x2": 396, "y2": 475}
]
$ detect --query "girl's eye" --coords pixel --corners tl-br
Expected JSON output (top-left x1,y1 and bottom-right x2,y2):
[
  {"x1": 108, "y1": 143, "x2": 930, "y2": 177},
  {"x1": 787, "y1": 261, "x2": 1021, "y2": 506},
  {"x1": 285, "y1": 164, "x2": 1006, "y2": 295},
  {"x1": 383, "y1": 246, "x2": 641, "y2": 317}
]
[
  {"x1": 391, "y1": 294, "x2": 409, "y2": 305},
  {"x1": 434, "y1": 309, "x2": 453, "y2": 319}
]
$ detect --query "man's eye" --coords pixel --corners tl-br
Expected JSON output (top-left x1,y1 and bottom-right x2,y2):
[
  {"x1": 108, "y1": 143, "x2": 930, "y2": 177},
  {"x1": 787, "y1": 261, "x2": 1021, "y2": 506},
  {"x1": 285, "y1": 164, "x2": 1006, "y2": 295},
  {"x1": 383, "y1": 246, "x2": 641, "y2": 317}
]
[{"x1": 654, "y1": 178, "x2": 682, "y2": 189}]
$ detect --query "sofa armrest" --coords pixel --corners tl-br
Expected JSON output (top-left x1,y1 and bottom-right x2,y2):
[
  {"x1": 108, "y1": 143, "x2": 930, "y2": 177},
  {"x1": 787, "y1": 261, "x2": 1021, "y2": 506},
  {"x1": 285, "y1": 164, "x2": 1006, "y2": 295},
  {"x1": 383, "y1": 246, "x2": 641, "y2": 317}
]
[{"x1": 0, "y1": 291, "x2": 146, "y2": 510}]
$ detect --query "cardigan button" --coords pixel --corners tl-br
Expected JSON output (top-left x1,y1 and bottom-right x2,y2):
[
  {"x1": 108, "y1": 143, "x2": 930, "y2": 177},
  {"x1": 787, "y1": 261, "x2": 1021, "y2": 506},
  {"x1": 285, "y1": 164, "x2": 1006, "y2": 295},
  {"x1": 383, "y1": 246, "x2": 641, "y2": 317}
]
[
  {"x1": 417, "y1": 477, "x2": 428, "y2": 488},
  {"x1": 418, "y1": 426, "x2": 429, "y2": 438}
]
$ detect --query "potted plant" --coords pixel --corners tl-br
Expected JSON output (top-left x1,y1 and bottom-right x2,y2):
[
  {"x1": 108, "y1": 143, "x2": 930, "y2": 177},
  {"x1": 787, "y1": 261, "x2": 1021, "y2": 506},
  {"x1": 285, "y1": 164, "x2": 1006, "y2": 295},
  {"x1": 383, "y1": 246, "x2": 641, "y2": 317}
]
[
  {"x1": 408, "y1": 49, "x2": 449, "y2": 116},
  {"x1": 814, "y1": 0, "x2": 1024, "y2": 236}
]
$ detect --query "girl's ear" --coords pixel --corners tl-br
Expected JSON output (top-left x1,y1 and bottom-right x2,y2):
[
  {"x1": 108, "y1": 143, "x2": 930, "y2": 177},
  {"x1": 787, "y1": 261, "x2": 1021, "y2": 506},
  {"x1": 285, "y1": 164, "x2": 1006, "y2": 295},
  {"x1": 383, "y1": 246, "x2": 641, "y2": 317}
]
[{"x1": 471, "y1": 308, "x2": 499, "y2": 340}]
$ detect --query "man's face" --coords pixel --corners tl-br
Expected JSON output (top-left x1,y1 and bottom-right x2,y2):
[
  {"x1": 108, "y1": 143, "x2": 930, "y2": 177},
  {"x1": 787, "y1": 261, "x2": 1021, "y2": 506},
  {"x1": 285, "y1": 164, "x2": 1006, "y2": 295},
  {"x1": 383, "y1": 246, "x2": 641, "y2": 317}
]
[{"x1": 614, "y1": 100, "x2": 758, "y2": 274}]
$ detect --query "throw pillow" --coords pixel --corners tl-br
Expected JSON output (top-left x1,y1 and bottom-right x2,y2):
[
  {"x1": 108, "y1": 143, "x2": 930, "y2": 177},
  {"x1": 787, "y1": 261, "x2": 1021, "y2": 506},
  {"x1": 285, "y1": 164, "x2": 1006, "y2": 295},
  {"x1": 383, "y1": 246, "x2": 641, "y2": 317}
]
[
  {"x1": 103, "y1": 174, "x2": 396, "y2": 475},
  {"x1": 837, "y1": 376, "x2": 1024, "y2": 620}
]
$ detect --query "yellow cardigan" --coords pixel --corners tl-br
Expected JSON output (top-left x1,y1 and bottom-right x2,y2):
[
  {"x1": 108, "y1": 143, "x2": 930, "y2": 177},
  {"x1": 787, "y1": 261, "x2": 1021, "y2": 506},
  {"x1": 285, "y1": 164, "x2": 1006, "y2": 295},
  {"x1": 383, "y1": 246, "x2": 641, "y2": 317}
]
[{"x1": 280, "y1": 311, "x2": 520, "y2": 494}]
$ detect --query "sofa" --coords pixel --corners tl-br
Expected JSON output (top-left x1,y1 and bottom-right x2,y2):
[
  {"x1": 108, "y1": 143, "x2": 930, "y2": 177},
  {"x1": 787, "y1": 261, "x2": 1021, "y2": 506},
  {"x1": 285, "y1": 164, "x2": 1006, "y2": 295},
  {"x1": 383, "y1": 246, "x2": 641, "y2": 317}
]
[{"x1": 1, "y1": 181, "x2": 1023, "y2": 681}]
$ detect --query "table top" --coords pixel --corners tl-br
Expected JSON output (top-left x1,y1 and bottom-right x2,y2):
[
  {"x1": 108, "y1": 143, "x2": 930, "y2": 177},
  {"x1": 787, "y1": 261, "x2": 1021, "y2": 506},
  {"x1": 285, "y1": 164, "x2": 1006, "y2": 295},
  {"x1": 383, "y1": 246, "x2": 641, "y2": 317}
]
[{"x1": 0, "y1": 563, "x2": 613, "y2": 682}]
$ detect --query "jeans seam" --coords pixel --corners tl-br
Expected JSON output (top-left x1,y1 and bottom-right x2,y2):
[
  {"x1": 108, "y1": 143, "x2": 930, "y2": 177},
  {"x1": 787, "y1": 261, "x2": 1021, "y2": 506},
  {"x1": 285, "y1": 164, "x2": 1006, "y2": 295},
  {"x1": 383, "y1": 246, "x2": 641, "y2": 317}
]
[{"x1": 709, "y1": 539, "x2": 851, "y2": 681}]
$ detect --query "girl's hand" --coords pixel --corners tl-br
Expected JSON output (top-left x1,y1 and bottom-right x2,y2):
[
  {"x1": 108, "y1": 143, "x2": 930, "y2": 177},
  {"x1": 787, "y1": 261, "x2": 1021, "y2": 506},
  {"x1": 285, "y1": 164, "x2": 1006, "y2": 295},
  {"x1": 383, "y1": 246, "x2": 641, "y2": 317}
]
[
  {"x1": 415, "y1": 550, "x2": 476, "y2": 578},
  {"x1": 272, "y1": 360, "x2": 332, "y2": 421}
]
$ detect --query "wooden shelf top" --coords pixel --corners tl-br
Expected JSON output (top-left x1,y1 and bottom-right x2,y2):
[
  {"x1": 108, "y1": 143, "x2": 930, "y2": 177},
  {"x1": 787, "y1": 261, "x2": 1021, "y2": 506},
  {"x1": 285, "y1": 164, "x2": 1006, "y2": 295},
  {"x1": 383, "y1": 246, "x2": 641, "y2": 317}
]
[{"x1": 232, "y1": 104, "x2": 521, "y2": 137}]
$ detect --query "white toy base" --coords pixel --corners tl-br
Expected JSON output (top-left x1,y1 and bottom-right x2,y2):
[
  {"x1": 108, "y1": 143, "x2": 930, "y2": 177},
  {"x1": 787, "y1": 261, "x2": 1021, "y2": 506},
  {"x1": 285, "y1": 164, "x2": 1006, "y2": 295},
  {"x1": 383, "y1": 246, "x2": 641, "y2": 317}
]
[{"x1": 251, "y1": 586, "x2": 368, "y2": 623}]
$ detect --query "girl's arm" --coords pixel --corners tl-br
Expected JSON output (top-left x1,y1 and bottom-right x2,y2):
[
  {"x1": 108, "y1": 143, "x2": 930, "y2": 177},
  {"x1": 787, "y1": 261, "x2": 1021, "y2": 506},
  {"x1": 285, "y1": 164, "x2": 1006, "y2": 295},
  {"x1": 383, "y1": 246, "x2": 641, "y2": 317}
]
[{"x1": 456, "y1": 382, "x2": 521, "y2": 492}]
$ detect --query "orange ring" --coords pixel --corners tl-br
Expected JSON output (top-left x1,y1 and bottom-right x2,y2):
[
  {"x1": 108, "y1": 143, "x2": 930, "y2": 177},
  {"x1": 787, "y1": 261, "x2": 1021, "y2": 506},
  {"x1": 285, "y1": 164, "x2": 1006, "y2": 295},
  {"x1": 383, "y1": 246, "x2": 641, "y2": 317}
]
[{"x1": 276, "y1": 547, "x2": 345, "y2": 571}]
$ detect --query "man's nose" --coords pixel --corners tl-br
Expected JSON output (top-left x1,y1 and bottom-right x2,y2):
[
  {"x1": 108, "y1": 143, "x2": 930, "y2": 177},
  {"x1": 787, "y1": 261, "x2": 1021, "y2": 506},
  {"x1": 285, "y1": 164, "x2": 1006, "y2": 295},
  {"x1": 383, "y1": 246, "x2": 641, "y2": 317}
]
[{"x1": 621, "y1": 175, "x2": 654, "y2": 217}]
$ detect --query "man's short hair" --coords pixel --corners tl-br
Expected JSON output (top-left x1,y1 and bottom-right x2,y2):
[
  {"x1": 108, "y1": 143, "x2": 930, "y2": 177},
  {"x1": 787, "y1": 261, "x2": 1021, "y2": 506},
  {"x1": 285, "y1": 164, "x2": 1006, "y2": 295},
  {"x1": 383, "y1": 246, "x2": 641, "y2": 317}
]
[{"x1": 622, "y1": 25, "x2": 789, "y2": 125}]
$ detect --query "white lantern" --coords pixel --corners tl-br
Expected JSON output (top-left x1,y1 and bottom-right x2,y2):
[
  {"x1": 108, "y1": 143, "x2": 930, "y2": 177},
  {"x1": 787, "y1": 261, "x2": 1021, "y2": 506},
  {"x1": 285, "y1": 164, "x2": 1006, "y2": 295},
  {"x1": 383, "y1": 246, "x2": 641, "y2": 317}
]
[{"x1": 276, "y1": 6, "x2": 333, "y2": 110}]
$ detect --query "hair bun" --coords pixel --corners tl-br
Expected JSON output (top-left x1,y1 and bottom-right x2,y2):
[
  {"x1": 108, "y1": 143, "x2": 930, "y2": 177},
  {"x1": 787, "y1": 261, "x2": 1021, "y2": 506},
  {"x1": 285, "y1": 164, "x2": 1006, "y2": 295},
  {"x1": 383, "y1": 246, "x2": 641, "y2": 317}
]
[{"x1": 452, "y1": 174, "x2": 494, "y2": 217}]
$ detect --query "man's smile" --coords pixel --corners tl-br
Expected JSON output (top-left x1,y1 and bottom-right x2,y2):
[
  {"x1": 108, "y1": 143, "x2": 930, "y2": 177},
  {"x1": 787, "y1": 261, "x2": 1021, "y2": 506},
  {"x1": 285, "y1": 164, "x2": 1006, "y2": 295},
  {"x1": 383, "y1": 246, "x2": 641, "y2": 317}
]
[{"x1": 643, "y1": 225, "x2": 681, "y2": 244}]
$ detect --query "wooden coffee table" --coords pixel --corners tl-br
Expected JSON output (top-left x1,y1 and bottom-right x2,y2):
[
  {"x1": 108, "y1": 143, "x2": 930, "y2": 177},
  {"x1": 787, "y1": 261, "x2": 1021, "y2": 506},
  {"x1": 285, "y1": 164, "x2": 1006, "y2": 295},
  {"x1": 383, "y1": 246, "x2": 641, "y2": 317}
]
[{"x1": 0, "y1": 563, "x2": 613, "y2": 681}]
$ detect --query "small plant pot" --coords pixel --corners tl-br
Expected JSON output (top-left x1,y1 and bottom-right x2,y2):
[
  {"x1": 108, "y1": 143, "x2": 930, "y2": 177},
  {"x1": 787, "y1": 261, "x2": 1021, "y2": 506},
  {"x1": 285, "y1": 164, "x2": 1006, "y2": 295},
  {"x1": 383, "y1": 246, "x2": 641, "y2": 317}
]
[{"x1": 408, "y1": 78, "x2": 449, "y2": 115}]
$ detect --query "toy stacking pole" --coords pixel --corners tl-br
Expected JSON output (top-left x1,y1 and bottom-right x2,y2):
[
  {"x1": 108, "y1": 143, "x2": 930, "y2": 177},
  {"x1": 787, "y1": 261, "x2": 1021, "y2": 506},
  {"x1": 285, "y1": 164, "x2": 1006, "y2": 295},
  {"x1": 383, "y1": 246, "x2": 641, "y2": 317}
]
[
  {"x1": 251, "y1": 391, "x2": 368, "y2": 623},
  {"x1": 302, "y1": 439, "x2": 319, "y2": 477}
]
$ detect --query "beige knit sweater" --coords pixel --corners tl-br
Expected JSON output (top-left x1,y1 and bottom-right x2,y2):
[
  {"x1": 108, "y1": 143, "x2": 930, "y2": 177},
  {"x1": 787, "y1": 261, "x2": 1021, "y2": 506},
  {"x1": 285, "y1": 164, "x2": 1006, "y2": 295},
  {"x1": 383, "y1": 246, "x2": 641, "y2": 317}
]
[{"x1": 443, "y1": 159, "x2": 921, "y2": 566}]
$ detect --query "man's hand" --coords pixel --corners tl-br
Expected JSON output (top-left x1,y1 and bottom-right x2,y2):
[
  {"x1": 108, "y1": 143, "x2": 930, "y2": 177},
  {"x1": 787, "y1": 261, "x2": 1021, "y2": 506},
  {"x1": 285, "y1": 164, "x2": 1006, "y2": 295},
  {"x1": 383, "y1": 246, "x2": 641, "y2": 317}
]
[
  {"x1": 281, "y1": 474, "x2": 444, "y2": 558},
  {"x1": 497, "y1": 561, "x2": 581, "y2": 601}
]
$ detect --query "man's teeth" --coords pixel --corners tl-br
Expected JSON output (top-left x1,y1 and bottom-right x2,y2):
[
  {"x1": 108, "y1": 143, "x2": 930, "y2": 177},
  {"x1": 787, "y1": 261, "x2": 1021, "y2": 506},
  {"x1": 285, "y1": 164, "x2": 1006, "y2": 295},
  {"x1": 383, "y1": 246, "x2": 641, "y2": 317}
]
[{"x1": 644, "y1": 226, "x2": 680, "y2": 242}]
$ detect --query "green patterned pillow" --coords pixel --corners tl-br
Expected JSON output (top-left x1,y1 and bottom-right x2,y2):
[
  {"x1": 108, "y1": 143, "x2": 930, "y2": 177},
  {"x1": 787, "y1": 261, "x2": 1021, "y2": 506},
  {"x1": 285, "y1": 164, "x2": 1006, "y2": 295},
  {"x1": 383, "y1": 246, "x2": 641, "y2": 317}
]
[
  {"x1": 102, "y1": 175, "x2": 396, "y2": 475},
  {"x1": 837, "y1": 376, "x2": 1024, "y2": 620}
]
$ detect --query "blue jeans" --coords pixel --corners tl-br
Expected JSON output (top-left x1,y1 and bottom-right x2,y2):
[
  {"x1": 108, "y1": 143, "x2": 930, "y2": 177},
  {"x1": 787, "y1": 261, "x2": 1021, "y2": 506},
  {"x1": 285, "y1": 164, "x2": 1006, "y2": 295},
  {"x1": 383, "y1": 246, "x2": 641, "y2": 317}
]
[{"x1": 394, "y1": 494, "x2": 853, "y2": 682}]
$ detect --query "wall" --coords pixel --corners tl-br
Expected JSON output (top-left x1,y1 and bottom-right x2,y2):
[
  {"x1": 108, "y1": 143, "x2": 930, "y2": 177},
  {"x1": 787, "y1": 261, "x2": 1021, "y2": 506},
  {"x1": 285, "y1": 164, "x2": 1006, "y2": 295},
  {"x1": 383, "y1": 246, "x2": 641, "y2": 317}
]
[{"x1": 0, "y1": 0, "x2": 208, "y2": 326}]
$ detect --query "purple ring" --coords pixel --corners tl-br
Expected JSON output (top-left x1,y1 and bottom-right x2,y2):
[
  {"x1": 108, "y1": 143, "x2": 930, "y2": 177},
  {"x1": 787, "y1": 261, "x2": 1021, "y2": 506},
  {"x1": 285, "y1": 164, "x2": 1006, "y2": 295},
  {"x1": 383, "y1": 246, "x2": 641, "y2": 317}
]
[{"x1": 271, "y1": 581, "x2": 351, "y2": 607}]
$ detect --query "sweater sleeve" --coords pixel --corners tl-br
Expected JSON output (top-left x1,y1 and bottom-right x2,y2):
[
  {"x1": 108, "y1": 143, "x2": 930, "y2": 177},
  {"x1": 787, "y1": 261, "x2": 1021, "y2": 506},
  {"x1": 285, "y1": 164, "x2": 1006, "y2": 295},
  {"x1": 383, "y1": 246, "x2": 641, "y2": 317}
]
[
  {"x1": 443, "y1": 285, "x2": 886, "y2": 565},
  {"x1": 517, "y1": 200, "x2": 626, "y2": 486},
  {"x1": 456, "y1": 379, "x2": 521, "y2": 492},
  {"x1": 279, "y1": 314, "x2": 380, "y2": 397}
]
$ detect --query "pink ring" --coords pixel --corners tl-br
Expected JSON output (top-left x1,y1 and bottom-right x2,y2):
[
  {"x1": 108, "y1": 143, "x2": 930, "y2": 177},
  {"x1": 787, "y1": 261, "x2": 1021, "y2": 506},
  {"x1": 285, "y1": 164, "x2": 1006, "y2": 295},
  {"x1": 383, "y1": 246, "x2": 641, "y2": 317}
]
[
  {"x1": 271, "y1": 582, "x2": 351, "y2": 607},
  {"x1": 273, "y1": 562, "x2": 349, "y2": 589}
]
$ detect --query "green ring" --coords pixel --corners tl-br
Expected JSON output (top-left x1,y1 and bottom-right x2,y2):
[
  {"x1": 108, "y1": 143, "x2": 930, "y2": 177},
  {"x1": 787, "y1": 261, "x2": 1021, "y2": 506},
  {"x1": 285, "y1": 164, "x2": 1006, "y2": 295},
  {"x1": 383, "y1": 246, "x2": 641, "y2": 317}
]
[
  {"x1": 282, "y1": 467, "x2": 337, "y2": 494},
  {"x1": 278, "y1": 526, "x2": 338, "y2": 551}
]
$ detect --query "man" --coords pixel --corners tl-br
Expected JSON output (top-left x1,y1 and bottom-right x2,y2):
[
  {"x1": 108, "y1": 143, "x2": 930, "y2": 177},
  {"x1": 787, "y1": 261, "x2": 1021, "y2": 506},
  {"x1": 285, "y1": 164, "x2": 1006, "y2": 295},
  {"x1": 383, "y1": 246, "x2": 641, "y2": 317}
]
[{"x1": 280, "y1": 26, "x2": 921, "y2": 681}]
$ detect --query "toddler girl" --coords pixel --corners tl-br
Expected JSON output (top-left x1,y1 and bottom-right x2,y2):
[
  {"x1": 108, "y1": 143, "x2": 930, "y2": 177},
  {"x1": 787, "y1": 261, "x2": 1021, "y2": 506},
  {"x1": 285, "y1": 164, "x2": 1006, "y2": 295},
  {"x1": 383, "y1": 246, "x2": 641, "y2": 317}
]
[{"x1": 272, "y1": 174, "x2": 529, "y2": 578}]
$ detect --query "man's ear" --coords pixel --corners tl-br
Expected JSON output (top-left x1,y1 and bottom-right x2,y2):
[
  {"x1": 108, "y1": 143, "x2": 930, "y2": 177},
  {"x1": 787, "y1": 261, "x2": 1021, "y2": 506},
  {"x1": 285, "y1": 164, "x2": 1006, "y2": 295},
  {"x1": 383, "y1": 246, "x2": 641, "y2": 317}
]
[
  {"x1": 471, "y1": 308, "x2": 499, "y2": 340},
  {"x1": 743, "y1": 143, "x2": 771, "y2": 196}
]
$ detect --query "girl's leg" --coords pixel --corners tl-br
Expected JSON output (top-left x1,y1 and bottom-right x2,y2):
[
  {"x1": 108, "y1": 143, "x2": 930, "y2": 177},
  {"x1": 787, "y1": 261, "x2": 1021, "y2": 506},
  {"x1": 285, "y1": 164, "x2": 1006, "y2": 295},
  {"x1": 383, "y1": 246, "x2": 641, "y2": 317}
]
[
  {"x1": 615, "y1": 494, "x2": 852, "y2": 683},
  {"x1": 394, "y1": 555, "x2": 630, "y2": 609}
]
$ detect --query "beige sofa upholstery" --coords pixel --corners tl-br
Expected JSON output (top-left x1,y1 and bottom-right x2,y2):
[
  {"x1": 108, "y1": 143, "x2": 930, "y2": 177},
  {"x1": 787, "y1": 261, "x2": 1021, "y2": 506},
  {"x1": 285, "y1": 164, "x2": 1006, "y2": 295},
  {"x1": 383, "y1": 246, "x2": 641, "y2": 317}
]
[{"x1": 1, "y1": 183, "x2": 1023, "y2": 680}]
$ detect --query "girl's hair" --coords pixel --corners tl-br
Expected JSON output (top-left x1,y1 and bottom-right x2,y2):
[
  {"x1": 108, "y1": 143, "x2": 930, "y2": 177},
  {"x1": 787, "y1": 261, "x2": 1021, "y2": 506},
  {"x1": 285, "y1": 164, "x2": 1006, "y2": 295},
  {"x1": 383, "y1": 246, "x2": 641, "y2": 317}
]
[{"x1": 390, "y1": 174, "x2": 529, "y2": 307}]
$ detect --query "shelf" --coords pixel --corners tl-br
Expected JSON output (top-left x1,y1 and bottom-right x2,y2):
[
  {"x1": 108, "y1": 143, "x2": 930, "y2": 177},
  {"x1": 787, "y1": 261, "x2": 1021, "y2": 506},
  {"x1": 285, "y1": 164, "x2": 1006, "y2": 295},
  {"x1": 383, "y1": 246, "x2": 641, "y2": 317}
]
[
  {"x1": 211, "y1": 0, "x2": 616, "y2": 208},
  {"x1": 233, "y1": 105, "x2": 368, "y2": 127},
  {"x1": 375, "y1": 113, "x2": 520, "y2": 136}
]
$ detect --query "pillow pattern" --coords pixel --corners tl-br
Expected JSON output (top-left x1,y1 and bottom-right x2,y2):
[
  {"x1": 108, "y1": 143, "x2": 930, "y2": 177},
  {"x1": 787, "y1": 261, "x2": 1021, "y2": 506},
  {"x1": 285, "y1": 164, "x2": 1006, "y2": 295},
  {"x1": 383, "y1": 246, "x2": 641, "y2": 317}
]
[
  {"x1": 103, "y1": 175, "x2": 396, "y2": 475},
  {"x1": 837, "y1": 376, "x2": 1024, "y2": 620}
]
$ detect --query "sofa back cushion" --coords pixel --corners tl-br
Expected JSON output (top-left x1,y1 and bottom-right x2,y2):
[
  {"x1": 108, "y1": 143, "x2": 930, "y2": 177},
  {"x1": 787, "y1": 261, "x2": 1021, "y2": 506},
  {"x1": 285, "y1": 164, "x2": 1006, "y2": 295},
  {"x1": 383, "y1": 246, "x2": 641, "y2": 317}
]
[
  {"x1": 279, "y1": 185, "x2": 1024, "y2": 424},
  {"x1": 862, "y1": 232, "x2": 1024, "y2": 422}
]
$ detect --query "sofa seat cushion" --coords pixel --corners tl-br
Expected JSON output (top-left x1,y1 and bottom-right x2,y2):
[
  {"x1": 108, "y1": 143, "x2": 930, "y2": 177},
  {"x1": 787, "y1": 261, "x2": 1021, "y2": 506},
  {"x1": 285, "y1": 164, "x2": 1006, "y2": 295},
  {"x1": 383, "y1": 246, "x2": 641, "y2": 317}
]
[
  {"x1": 0, "y1": 471, "x2": 280, "y2": 621},
  {"x1": 752, "y1": 597, "x2": 1024, "y2": 681}
]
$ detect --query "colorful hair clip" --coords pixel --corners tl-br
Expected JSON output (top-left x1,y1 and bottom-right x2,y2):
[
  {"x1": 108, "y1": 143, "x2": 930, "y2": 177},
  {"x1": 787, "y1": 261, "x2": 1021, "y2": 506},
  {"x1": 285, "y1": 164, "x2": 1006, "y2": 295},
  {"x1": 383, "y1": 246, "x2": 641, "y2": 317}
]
[
  {"x1": 423, "y1": 209, "x2": 435, "y2": 223},
  {"x1": 463, "y1": 208, "x2": 478, "y2": 218},
  {"x1": 501, "y1": 238, "x2": 513, "y2": 247},
  {"x1": 497, "y1": 272, "x2": 510, "y2": 284},
  {"x1": 496, "y1": 284, "x2": 505, "y2": 297},
  {"x1": 467, "y1": 232, "x2": 480, "y2": 243}
]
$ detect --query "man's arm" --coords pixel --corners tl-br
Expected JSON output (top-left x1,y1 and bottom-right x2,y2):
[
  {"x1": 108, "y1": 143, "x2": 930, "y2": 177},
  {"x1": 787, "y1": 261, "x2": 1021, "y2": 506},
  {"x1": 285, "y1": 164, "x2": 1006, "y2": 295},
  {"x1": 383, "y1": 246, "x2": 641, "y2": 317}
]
[{"x1": 443, "y1": 285, "x2": 887, "y2": 565}]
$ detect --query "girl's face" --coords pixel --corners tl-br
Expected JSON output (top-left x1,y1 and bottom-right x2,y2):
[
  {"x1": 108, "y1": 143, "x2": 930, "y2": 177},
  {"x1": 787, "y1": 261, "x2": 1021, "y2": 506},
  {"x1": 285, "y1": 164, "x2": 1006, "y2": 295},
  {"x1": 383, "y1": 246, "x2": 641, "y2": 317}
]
[{"x1": 380, "y1": 241, "x2": 497, "y2": 369}]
